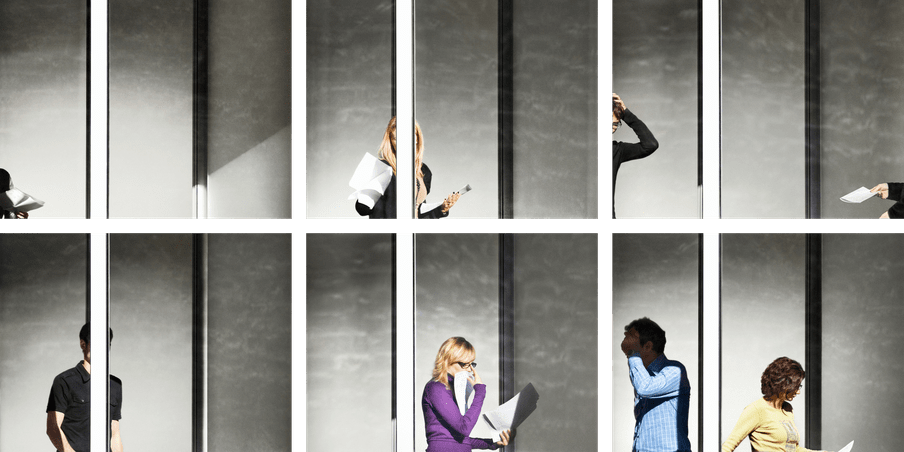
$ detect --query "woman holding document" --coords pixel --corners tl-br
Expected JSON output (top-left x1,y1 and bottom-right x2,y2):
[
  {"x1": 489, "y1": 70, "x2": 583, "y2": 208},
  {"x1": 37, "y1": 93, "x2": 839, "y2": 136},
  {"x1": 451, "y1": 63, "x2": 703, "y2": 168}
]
[
  {"x1": 722, "y1": 357, "x2": 829, "y2": 452},
  {"x1": 422, "y1": 337, "x2": 511, "y2": 451},
  {"x1": 354, "y1": 117, "x2": 460, "y2": 219}
]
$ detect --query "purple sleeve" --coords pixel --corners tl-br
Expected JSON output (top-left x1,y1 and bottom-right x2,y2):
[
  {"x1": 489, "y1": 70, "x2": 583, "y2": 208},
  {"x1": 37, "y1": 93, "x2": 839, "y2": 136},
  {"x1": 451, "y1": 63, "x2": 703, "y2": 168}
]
[
  {"x1": 464, "y1": 437, "x2": 499, "y2": 450},
  {"x1": 426, "y1": 382, "x2": 487, "y2": 439}
]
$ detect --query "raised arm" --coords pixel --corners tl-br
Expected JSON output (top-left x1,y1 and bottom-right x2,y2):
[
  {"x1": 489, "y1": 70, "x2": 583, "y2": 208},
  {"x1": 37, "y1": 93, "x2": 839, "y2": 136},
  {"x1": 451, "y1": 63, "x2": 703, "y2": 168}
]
[
  {"x1": 616, "y1": 109, "x2": 659, "y2": 163},
  {"x1": 111, "y1": 420, "x2": 123, "y2": 452},
  {"x1": 627, "y1": 355, "x2": 681, "y2": 398},
  {"x1": 46, "y1": 411, "x2": 76, "y2": 452}
]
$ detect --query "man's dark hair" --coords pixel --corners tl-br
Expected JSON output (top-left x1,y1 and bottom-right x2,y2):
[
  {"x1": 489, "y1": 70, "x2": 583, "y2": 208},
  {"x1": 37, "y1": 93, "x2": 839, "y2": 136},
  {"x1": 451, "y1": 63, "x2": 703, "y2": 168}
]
[
  {"x1": 625, "y1": 317, "x2": 666, "y2": 354},
  {"x1": 613, "y1": 99, "x2": 626, "y2": 121},
  {"x1": 79, "y1": 322, "x2": 113, "y2": 344}
]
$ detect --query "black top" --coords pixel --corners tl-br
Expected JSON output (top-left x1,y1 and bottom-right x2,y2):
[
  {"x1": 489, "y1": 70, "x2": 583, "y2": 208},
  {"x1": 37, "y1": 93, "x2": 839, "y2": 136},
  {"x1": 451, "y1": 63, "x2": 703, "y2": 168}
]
[
  {"x1": 886, "y1": 182, "x2": 904, "y2": 218},
  {"x1": 1, "y1": 168, "x2": 13, "y2": 219},
  {"x1": 355, "y1": 163, "x2": 449, "y2": 219},
  {"x1": 46, "y1": 361, "x2": 123, "y2": 452},
  {"x1": 612, "y1": 109, "x2": 659, "y2": 218}
]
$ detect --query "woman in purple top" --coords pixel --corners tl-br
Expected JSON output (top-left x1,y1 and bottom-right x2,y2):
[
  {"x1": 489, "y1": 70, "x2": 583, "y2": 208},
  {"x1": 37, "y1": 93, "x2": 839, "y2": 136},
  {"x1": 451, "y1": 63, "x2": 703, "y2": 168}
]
[{"x1": 422, "y1": 337, "x2": 512, "y2": 452}]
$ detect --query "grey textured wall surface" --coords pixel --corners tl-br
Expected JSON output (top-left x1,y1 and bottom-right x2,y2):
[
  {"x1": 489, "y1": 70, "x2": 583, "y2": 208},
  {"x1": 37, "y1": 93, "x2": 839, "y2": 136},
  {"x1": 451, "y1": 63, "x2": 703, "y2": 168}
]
[
  {"x1": 612, "y1": 234, "x2": 699, "y2": 451},
  {"x1": 513, "y1": 234, "x2": 597, "y2": 451},
  {"x1": 722, "y1": 1, "x2": 806, "y2": 218},
  {"x1": 0, "y1": 235, "x2": 87, "y2": 450},
  {"x1": 208, "y1": 0, "x2": 291, "y2": 218},
  {"x1": 307, "y1": 234, "x2": 393, "y2": 451},
  {"x1": 415, "y1": 234, "x2": 500, "y2": 450},
  {"x1": 613, "y1": 0, "x2": 696, "y2": 218},
  {"x1": 208, "y1": 234, "x2": 291, "y2": 451},
  {"x1": 721, "y1": 235, "x2": 807, "y2": 450},
  {"x1": 109, "y1": 0, "x2": 194, "y2": 218},
  {"x1": 514, "y1": 0, "x2": 598, "y2": 218},
  {"x1": 306, "y1": 1, "x2": 393, "y2": 218},
  {"x1": 0, "y1": 0, "x2": 87, "y2": 218},
  {"x1": 821, "y1": 2, "x2": 904, "y2": 218},
  {"x1": 109, "y1": 234, "x2": 193, "y2": 451},
  {"x1": 822, "y1": 235, "x2": 904, "y2": 452},
  {"x1": 416, "y1": 0, "x2": 498, "y2": 218}
]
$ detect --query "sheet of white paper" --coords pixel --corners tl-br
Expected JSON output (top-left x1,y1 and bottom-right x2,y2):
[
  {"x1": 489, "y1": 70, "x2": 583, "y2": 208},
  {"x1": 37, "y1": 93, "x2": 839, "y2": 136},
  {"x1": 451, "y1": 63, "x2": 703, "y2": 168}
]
[
  {"x1": 453, "y1": 371, "x2": 474, "y2": 416},
  {"x1": 457, "y1": 184, "x2": 472, "y2": 195},
  {"x1": 419, "y1": 201, "x2": 444, "y2": 215},
  {"x1": 837, "y1": 440, "x2": 854, "y2": 452},
  {"x1": 840, "y1": 187, "x2": 877, "y2": 203},
  {"x1": 0, "y1": 188, "x2": 45, "y2": 212},
  {"x1": 348, "y1": 153, "x2": 393, "y2": 201},
  {"x1": 482, "y1": 382, "x2": 539, "y2": 442}
]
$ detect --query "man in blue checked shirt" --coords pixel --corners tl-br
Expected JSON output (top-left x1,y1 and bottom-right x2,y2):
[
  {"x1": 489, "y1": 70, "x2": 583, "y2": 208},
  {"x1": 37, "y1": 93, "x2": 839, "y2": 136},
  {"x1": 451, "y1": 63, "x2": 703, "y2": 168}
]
[{"x1": 620, "y1": 317, "x2": 691, "y2": 452}]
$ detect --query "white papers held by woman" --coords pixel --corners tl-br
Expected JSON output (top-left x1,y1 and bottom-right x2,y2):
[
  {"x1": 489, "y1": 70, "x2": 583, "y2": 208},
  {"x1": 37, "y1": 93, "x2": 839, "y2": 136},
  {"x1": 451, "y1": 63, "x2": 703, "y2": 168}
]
[
  {"x1": 347, "y1": 153, "x2": 393, "y2": 209},
  {"x1": 481, "y1": 383, "x2": 539, "y2": 443}
]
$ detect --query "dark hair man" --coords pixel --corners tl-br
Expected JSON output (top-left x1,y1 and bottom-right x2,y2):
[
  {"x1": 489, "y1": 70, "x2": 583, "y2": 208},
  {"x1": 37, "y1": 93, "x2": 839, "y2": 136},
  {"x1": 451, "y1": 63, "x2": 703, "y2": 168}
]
[
  {"x1": 621, "y1": 317, "x2": 691, "y2": 452},
  {"x1": 46, "y1": 323, "x2": 123, "y2": 452},
  {"x1": 612, "y1": 93, "x2": 659, "y2": 219}
]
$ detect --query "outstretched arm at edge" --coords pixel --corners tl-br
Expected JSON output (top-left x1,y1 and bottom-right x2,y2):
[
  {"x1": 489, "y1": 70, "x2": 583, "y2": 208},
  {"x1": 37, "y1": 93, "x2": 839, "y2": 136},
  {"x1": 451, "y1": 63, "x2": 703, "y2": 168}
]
[{"x1": 111, "y1": 420, "x2": 123, "y2": 452}]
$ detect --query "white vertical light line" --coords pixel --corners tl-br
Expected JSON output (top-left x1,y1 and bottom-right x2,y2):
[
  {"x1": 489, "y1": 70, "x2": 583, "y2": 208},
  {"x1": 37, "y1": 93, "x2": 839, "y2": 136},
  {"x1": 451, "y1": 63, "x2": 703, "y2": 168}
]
[
  {"x1": 702, "y1": 232, "x2": 721, "y2": 450},
  {"x1": 295, "y1": 1, "x2": 305, "y2": 220},
  {"x1": 295, "y1": 234, "x2": 304, "y2": 452},
  {"x1": 601, "y1": 0, "x2": 612, "y2": 221},
  {"x1": 599, "y1": 232, "x2": 613, "y2": 452},
  {"x1": 397, "y1": 1, "x2": 414, "y2": 219},
  {"x1": 89, "y1": 0, "x2": 108, "y2": 220},
  {"x1": 702, "y1": 0, "x2": 721, "y2": 219},
  {"x1": 89, "y1": 233, "x2": 108, "y2": 452},
  {"x1": 396, "y1": 232, "x2": 415, "y2": 452}
]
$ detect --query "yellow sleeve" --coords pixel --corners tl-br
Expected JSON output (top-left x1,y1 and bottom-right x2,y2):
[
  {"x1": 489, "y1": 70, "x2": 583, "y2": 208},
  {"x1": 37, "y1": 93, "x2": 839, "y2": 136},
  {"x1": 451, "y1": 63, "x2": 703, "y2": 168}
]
[{"x1": 722, "y1": 403, "x2": 761, "y2": 452}]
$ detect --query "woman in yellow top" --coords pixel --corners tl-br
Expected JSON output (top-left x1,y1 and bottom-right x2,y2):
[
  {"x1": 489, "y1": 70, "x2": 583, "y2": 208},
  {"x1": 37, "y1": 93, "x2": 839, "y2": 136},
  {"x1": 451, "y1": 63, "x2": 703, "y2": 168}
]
[{"x1": 722, "y1": 357, "x2": 830, "y2": 452}]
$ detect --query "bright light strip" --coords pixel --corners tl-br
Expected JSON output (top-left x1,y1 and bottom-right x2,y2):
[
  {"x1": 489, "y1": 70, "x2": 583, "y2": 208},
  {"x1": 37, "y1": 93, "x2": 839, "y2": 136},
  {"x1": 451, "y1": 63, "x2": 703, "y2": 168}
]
[
  {"x1": 702, "y1": 232, "x2": 721, "y2": 450},
  {"x1": 397, "y1": 1, "x2": 414, "y2": 221},
  {"x1": 396, "y1": 233, "x2": 415, "y2": 452},
  {"x1": 89, "y1": 0, "x2": 108, "y2": 221},
  {"x1": 702, "y1": 0, "x2": 721, "y2": 219},
  {"x1": 89, "y1": 233, "x2": 108, "y2": 452}
]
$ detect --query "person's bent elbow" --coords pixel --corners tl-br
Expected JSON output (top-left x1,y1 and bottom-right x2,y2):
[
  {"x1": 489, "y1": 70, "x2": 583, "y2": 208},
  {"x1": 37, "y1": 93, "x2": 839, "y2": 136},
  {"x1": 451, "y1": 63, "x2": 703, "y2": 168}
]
[{"x1": 641, "y1": 138, "x2": 659, "y2": 156}]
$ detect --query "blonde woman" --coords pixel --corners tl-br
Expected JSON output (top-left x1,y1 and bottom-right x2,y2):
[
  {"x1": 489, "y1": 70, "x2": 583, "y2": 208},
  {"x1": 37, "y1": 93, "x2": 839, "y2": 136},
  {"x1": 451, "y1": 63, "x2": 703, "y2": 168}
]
[
  {"x1": 722, "y1": 357, "x2": 829, "y2": 452},
  {"x1": 355, "y1": 117, "x2": 460, "y2": 218},
  {"x1": 422, "y1": 337, "x2": 511, "y2": 451}
]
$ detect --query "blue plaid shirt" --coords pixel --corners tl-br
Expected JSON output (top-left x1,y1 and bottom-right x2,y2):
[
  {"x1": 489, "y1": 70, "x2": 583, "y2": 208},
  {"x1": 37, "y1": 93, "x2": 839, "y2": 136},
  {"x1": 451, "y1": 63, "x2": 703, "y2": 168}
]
[{"x1": 629, "y1": 353, "x2": 692, "y2": 452}]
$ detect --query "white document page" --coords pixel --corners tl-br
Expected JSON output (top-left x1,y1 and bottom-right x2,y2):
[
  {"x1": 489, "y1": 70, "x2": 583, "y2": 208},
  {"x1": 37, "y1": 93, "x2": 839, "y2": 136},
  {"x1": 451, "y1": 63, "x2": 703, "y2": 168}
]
[
  {"x1": 841, "y1": 187, "x2": 877, "y2": 203},
  {"x1": 453, "y1": 371, "x2": 474, "y2": 416},
  {"x1": 482, "y1": 383, "x2": 539, "y2": 442},
  {"x1": 838, "y1": 440, "x2": 854, "y2": 452},
  {"x1": 0, "y1": 188, "x2": 45, "y2": 212}
]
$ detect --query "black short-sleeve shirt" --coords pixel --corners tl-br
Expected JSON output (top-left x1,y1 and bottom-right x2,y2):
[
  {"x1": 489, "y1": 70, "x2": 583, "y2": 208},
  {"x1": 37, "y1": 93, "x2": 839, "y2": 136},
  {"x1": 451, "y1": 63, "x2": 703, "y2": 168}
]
[{"x1": 46, "y1": 362, "x2": 123, "y2": 452}]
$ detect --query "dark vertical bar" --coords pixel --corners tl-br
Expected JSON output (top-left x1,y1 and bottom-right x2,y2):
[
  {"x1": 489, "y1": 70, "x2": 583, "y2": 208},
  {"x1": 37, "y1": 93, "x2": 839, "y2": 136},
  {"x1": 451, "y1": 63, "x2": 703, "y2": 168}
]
[
  {"x1": 697, "y1": 0, "x2": 704, "y2": 216},
  {"x1": 498, "y1": 0, "x2": 514, "y2": 219},
  {"x1": 105, "y1": 234, "x2": 111, "y2": 451},
  {"x1": 85, "y1": 0, "x2": 92, "y2": 218},
  {"x1": 805, "y1": 0, "x2": 821, "y2": 218},
  {"x1": 697, "y1": 234, "x2": 705, "y2": 451},
  {"x1": 192, "y1": 234, "x2": 208, "y2": 452},
  {"x1": 391, "y1": 1, "x2": 397, "y2": 117},
  {"x1": 194, "y1": 0, "x2": 210, "y2": 218},
  {"x1": 391, "y1": 234, "x2": 397, "y2": 451},
  {"x1": 805, "y1": 234, "x2": 822, "y2": 448},
  {"x1": 498, "y1": 234, "x2": 515, "y2": 450},
  {"x1": 86, "y1": 234, "x2": 92, "y2": 321}
]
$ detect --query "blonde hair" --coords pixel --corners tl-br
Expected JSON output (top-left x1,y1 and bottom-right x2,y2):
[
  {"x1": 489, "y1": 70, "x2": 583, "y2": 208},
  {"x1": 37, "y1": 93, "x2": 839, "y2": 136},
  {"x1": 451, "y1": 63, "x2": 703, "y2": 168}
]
[
  {"x1": 378, "y1": 117, "x2": 425, "y2": 179},
  {"x1": 431, "y1": 337, "x2": 475, "y2": 390}
]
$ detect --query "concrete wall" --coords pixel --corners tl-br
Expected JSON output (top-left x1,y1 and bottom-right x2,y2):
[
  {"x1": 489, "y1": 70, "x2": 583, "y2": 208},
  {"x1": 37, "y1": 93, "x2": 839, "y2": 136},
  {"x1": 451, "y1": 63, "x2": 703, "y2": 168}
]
[
  {"x1": 721, "y1": 234, "x2": 807, "y2": 450},
  {"x1": 612, "y1": 234, "x2": 699, "y2": 451},
  {"x1": 0, "y1": 235, "x2": 87, "y2": 450},
  {"x1": 722, "y1": 1, "x2": 806, "y2": 218},
  {"x1": 513, "y1": 234, "x2": 597, "y2": 451},
  {"x1": 306, "y1": 234, "x2": 393, "y2": 452},
  {"x1": 0, "y1": 1, "x2": 87, "y2": 218},
  {"x1": 613, "y1": 0, "x2": 697, "y2": 218}
]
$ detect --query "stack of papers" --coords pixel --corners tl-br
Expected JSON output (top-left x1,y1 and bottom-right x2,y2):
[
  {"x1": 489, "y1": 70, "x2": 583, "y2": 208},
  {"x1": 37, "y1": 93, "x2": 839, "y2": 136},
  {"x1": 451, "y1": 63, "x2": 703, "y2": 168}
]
[
  {"x1": 482, "y1": 383, "x2": 539, "y2": 442},
  {"x1": 347, "y1": 153, "x2": 393, "y2": 208},
  {"x1": 840, "y1": 187, "x2": 877, "y2": 203},
  {"x1": 0, "y1": 188, "x2": 44, "y2": 213}
]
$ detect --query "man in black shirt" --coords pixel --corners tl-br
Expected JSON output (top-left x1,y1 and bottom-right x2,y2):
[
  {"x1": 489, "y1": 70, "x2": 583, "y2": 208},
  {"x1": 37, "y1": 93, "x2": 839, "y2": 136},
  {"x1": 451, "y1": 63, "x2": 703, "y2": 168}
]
[
  {"x1": 46, "y1": 323, "x2": 123, "y2": 452},
  {"x1": 612, "y1": 93, "x2": 659, "y2": 218}
]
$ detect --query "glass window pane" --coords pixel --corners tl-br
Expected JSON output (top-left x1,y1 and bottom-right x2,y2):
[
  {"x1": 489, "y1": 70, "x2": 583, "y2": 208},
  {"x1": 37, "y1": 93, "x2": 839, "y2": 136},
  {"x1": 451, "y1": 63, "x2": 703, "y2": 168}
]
[
  {"x1": 307, "y1": 234, "x2": 394, "y2": 450},
  {"x1": 0, "y1": 235, "x2": 87, "y2": 449},
  {"x1": 415, "y1": 234, "x2": 500, "y2": 450},
  {"x1": 514, "y1": 234, "x2": 597, "y2": 450},
  {"x1": 822, "y1": 234, "x2": 904, "y2": 450},
  {"x1": 306, "y1": 0, "x2": 393, "y2": 218},
  {"x1": 720, "y1": 234, "x2": 807, "y2": 449},
  {"x1": 614, "y1": 0, "x2": 695, "y2": 218},
  {"x1": 1, "y1": 1, "x2": 87, "y2": 218},
  {"x1": 416, "y1": 1, "x2": 499, "y2": 218},
  {"x1": 109, "y1": 234, "x2": 193, "y2": 449},
  {"x1": 613, "y1": 234, "x2": 699, "y2": 451},
  {"x1": 514, "y1": 1, "x2": 597, "y2": 218},
  {"x1": 721, "y1": 1, "x2": 805, "y2": 218}
]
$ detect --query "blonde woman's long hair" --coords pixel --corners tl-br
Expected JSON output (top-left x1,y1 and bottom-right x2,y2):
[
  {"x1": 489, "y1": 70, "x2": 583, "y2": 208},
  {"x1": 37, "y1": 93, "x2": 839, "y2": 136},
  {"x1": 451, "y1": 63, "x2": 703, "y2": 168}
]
[
  {"x1": 378, "y1": 117, "x2": 425, "y2": 179},
  {"x1": 431, "y1": 337, "x2": 476, "y2": 390}
]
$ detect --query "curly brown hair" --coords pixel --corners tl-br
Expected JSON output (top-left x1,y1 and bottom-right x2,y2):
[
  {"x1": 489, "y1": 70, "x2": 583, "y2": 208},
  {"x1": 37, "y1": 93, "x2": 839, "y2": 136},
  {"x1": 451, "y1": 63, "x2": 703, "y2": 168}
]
[{"x1": 761, "y1": 357, "x2": 805, "y2": 402}]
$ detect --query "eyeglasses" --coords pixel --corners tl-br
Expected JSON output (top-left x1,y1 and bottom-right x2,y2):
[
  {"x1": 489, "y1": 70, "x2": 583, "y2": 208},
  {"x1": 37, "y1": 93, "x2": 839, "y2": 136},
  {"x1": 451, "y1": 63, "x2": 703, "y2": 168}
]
[{"x1": 456, "y1": 362, "x2": 477, "y2": 369}]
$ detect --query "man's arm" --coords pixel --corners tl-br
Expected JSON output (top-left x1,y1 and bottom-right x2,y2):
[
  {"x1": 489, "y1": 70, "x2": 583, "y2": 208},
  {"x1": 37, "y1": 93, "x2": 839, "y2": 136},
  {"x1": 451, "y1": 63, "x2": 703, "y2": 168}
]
[
  {"x1": 627, "y1": 355, "x2": 681, "y2": 398},
  {"x1": 46, "y1": 411, "x2": 76, "y2": 452},
  {"x1": 616, "y1": 109, "x2": 659, "y2": 163},
  {"x1": 111, "y1": 420, "x2": 123, "y2": 452}
]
